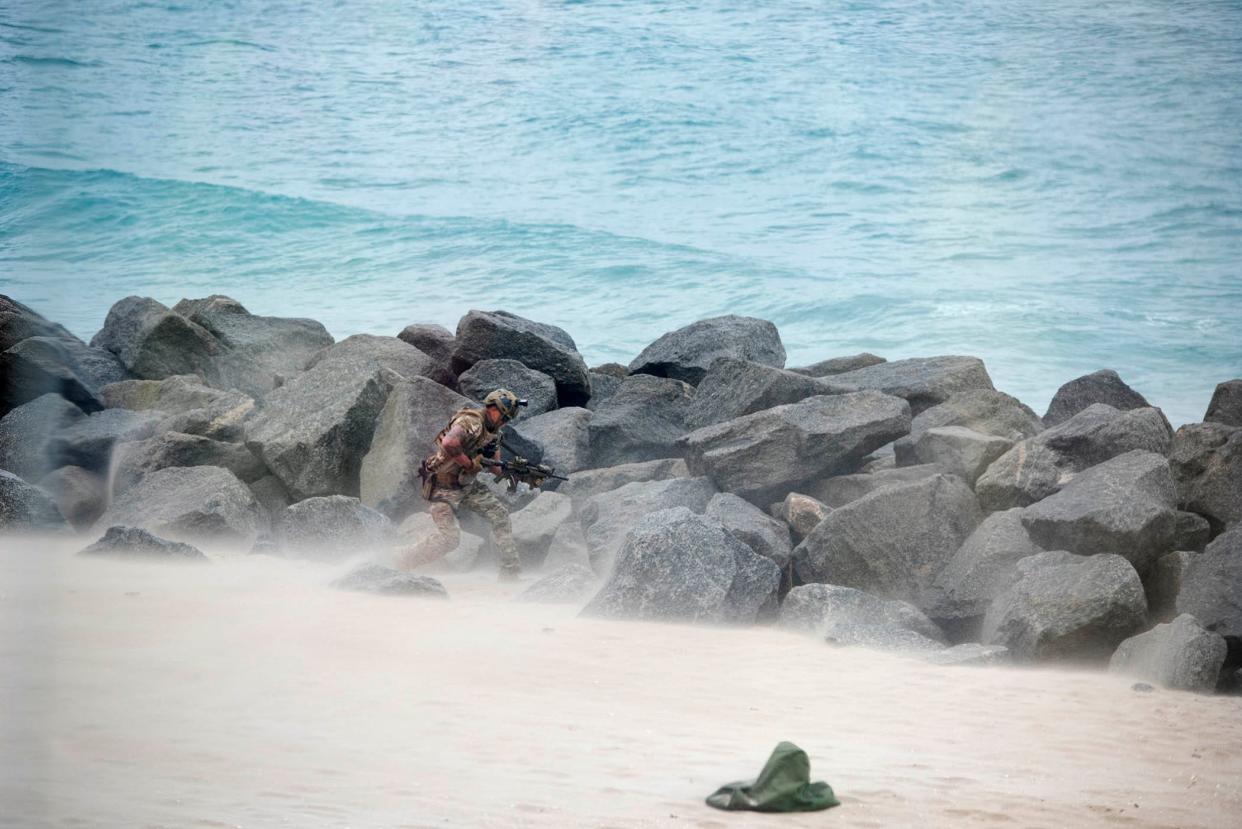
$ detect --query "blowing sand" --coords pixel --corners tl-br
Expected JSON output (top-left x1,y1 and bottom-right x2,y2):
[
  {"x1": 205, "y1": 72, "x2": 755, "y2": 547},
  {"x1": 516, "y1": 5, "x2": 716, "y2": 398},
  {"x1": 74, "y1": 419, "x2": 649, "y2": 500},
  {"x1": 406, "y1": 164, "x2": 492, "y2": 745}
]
[{"x1": 2, "y1": 537, "x2": 1240, "y2": 829}]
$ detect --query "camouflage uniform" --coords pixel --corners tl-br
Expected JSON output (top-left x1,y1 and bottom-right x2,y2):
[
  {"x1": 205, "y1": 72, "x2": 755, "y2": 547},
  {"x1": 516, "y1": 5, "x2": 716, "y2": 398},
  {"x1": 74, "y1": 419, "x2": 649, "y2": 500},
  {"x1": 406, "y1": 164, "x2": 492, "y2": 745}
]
[{"x1": 400, "y1": 407, "x2": 521, "y2": 575}]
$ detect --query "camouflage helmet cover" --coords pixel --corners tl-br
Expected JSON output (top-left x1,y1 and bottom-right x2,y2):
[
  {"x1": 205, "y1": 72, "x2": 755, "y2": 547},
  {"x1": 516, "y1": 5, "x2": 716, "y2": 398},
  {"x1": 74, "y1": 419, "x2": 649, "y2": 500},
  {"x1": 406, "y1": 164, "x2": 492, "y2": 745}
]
[{"x1": 483, "y1": 388, "x2": 524, "y2": 420}]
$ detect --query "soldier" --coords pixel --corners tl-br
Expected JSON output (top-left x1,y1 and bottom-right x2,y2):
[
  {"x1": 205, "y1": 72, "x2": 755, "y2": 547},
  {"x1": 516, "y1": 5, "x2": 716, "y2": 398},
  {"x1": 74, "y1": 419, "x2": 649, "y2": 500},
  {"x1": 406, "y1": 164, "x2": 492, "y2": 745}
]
[{"x1": 399, "y1": 388, "x2": 528, "y2": 581}]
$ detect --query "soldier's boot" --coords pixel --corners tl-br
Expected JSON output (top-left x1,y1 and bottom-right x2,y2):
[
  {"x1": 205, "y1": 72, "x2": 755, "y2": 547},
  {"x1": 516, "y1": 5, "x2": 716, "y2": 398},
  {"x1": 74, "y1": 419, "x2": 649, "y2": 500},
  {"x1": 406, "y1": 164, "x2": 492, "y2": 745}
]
[
  {"x1": 487, "y1": 509, "x2": 522, "y2": 581},
  {"x1": 397, "y1": 502, "x2": 460, "y2": 571}
]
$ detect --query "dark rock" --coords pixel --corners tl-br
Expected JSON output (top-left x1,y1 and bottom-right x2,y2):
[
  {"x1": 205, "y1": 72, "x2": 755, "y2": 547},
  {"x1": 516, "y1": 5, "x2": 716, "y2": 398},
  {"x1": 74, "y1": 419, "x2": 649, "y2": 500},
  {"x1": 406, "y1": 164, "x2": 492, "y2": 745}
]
[
  {"x1": 561, "y1": 458, "x2": 687, "y2": 506},
  {"x1": 1176, "y1": 526, "x2": 1242, "y2": 637},
  {"x1": 78, "y1": 525, "x2": 206, "y2": 560},
  {"x1": 1167, "y1": 422, "x2": 1242, "y2": 533},
  {"x1": 90, "y1": 296, "x2": 220, "y2": 380},
  {"x1": 358, "y1": 378, "x2": 473, "y2": 516},
  {"x1": 112, "y1": 432, "x2": 267, "y2": 494},
  {"x1": 808, "y1": 464, "x2": 940, "y2": 509},
  {"x1": 790, "y1": 353, "x2": 886, "y2": 377},
  {"x1": 975, "y1": 404, "x2": 1173, "y2": 511},
  {"x1": 922, "y1": 644, "x2": 1011, "y2": 666},
  {"x1": 1043, "y1": 369, "x2": 1150, "y2": 427},
  {"x1": 582, "y1": 507, "x2": 779, "y2": 624},
  {"x1": 681, "y1": 391, "x2": 911, "y2": 506},
  {"x1": 628, "y1": 315, "x2": 786, "y2": 386},
  {"x1": 584, "y1": 371, "x2": 622, "y2": 412},
  {"x1": 307, "y1": 333, "x2": 450, "y2": 386},
  {"x1": 0, "y1": 469, "x2": 67, "y2": 530},
  {"x1": 586, "y1": 374, "x2": 692, "y2": 468},
  {"x1": 509, "y1": 407, "x2": 593, "y2": 480},
  {"x1": 1172, "y1": 511, "x2": 1212, "y2": 552},
  {"x1": 450, "y1": 310, "x2": 591, "y2": 406},
  {"x1": 457, "y1": 359, "x2": 557, "y2": 415},
  {"x1": 1147, "y1": 551, "x2": 1194, "y2": 623},
  {"x1": 779, "y1": 584, "x2": 947, "y2": 653},
  {"x1": 892, "y1": 389, "x2": 1043, "y2": 464},
  {"x1": 826, "y1": 356, "x2": 995, "y2": 416},
  {"x1": 247, "y1": 474, "x2": 292, "y2": 531},
  {"x1": 0, "y1": 393, "x2": 84, "y2": 481},
  {"x1": 511, "y1": 490, "x2": 573, "y2": 567},
  {"x1": 794, "y1": 473, "x2": 981, "y2": 604},
  {"x1": 706, "y1": 492, "x2": 793, "y2": 567},
  {"x1": 898, "y1": 426, "x2": 1013, "y2": 486},
  {"x1": 580, "y1": 476, "x2": 717, "y2": 571},
  {"x1": 773, "y1": 492, "x2": 831, "y2": 544},
  {"x1": 1, "y1": 337, "x2": 112, "y2": 415},
  {"x1": 1020, "y1": 450, "x2": 1179, "y2": 575},
  {"x1": 591, "y1": 362, "x2": 629, "y2": 378},
  {"x1": 37, "y1": 466, "x2": 106, "y2": 529},
  {"x1": 982, "y1": 551, "x2": 1147, "y2": 662},
  {"x1": 93, "y1": 466, "x2": 262, "y2": 546},
  {"x1": 102, "y1": 374, "x2": 255, "y2": 442},
  {"x1": 46, "y1": 408, "x2": 166, "y2": 474},
  {"x1": 0, "y1": 294, "x2": 76, "y2": 352},
  {"x1": 686, "y1": 357, "x2": 853, "y2": 430},
  {"x1": 516, "y1": 564, "x2": 598, "y2": 604},
  {"x1": 279, "y1": 495, "x2": 395, "y2": 561},
  {"x1": 331, "y1": 563, "x2": 447, "y2": 598},
  {"x1": 397, "y1": 323, "x2": 455, "y2": 367},
  {"x1": 1109, "y1": 614, "x2": 1227, "y2": 693},
  {"x1": 1204, "y1": 379, "x2": 1242, "y2": 427}
]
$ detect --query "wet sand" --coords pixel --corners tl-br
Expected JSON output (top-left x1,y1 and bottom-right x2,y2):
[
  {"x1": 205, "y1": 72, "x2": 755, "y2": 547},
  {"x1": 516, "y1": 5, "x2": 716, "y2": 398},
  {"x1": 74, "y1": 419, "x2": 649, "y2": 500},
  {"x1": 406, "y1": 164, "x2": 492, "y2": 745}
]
[{"x1": 2, "y1": 536, "x2": 1240, "y2": 828}]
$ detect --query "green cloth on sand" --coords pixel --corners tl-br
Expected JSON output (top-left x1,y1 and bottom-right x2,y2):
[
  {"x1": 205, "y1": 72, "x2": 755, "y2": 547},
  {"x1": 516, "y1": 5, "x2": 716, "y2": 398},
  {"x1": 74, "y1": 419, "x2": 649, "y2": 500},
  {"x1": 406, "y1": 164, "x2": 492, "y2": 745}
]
[{"x1": 706, "y1": 741, "x2": 840, "y2": 813}]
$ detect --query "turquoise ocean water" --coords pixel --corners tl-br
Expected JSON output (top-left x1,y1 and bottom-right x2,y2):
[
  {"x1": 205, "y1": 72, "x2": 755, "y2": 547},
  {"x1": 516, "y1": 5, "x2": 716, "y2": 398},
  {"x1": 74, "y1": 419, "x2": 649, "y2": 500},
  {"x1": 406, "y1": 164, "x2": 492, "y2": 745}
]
[{"x1": 1, "y1": 0, "x2": 1240, "y2": 424}]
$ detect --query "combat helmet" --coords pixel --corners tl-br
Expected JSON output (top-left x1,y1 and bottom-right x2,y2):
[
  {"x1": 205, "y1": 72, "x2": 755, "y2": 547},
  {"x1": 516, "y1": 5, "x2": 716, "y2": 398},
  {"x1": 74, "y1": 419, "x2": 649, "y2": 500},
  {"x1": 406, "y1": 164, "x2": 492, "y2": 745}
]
[{"x1": 483, "y1": 388, "x2": 526, "y2": 421}]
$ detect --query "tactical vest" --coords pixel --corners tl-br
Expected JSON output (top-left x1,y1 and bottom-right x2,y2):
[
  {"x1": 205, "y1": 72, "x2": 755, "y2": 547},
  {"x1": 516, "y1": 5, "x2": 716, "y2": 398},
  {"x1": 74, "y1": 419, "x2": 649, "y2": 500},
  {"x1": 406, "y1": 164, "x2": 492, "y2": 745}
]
[{"x1": 420, "y1": 407, "x2": 502, "y2": 496}]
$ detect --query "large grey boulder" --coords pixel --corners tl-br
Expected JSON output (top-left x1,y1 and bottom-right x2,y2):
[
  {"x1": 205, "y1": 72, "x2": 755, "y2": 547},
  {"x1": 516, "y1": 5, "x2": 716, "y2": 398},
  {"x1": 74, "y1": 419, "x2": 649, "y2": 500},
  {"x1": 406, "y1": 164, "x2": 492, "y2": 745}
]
[
  {"x1": 706, "y1": 492, "x2": 793, "y2": 567},
  {"x1": 826, "y1": 356, "x2": 994, "y2": 416},
  {"x1": 582, "y1": 507, "x2": 779, "y2": 624},
  {"x1": 79, "y1": 525, "x2": 206, "y2": 561},
  {"x1": 517, "y1": 564, "x2": 598, "y2": 604},
  {"x1": 899, "y1": 426, "x2": 1013, "y2": 486},
  {"x1": 0, "y1": 469, "x2": 67, "y2": 531},
  {"x1": 1176, "y1": 526, "x2": 1242, "y2": 637},
  {"x1": 46, "y1": 408, "x2": 166, "y2": 474},
  {"x1": 541, "y1": 519, "x2": 591, "y2": 572},
  {"x1": 628, "y1": 315, "x2": 785, "y2": 386},
  {"x1": 247, "y1": 474, "x2": 292, "y2": 531},
  {"x1": 1147, "y1": 551, "x2": 1195, "y2": 623},
  {"x1": 246, "y1": 357, "x2": 399, "y2": 500},
  {"x1": 102, "y1": 374, "x2": 255, "y2": 442},
  {"x1": 1043, "y1": 369, "x2": 1150, "y2": 427},
  {"x1": 0, "y1": 393, "x2": 84, "y2": 482},
  {"x1": 93, "y1": 466, "x2": 263, "y2": 546},
  {"x1": 397, "y1": 323, "x2": 455, "y2": 366},
  {"x1": 307, "y1": 334, "x2": 450, "y2": 386},
  {"x1": 1204, "y1": 379, "x2": 1242, "y2": 427},
  {"x1": 975, "y1": 404, "x2": 1173, "y2": 511},
  {"x1": 331, "y1": 563, "x2": 447, "y2": 598},
  {"x1": 925, "y1": 508, "x2": 1045, "y2": 639},
  {"x1": 794, "y1": 473, "x2": 981, "y2": 605},
  {"x1": 1167, "y1": 422, "x2": 1242, "y2": 533},
  {"x1": 1109, "y1": 614, "x2": 1226, "y2": 693},
  {"x1": 91, "y1": 296, "x2": 220, "y2": 380},
  {"x1": 790, "y1": 353, "x2": 886, "y2": 377},
  {"x1": 457, "y1": 359, "x2": 557, "y2": 415},
  {"x1": 38, "y1": 466, "x2": 106, "y2": 529},
  {"x1": 561, "y1": 457, "x2": 688, "y2": 508},
  {"x1": 686, "y1": 358, "x2": 852, "y2": 430},
  {"x1": 510, "y1": 407, "x2": 593, "y2": 477},
  {"x1": 681, "y1": 391, "x2": 911, "y2": 506},
  {"x1": 450, "y1": 310, "x2": 591, "y2": 406},
  {"x1": 1, "y1": 294, "x2": 76, "y2": 352},
  {"x1": 112, "y1": 432, "x2": 268, "y2": 495},
  {"x1": 584, "y1": 371, "x2": 622, "y2": 412},
  {"x1": 0, "y1": 336, "x2": 118, "y2": 414},
  {"x1": 982, "y1": 551, "x2": 1147, "y2": 662},
  {"x1": 1172, "y1": 510, "x2": 1212, "y2": 553},
  {"x1": 893, "y1": 389, "x2": 1042, "y2": 463},
  {"x1": 580, "y1": 476, "x2": 717, "y2": 571},
  {"x1": 279, "y1": 495, "x2": 395, "y2": 561},
  {"x1": 510, "y1": 490, "x2": 573, "y2": 567},
  {"x1": 1019, "y1": 450, "x2": 1179, "y2": 575},
  {"x1": 773, "y1": 492, "x2": 831, "y2": 544},
  {"x1": 779, "y1": 584, "x2": 947, "y2": 653},
  {"x1": 585, "y1": 374, "x2": 693, "y2": 468},
  {"x1": 808, "y1": 464, "x2": 940, "y2": 509},
  {"x1": 358, "y1": 378, "x2": 472, "y2": 517}
]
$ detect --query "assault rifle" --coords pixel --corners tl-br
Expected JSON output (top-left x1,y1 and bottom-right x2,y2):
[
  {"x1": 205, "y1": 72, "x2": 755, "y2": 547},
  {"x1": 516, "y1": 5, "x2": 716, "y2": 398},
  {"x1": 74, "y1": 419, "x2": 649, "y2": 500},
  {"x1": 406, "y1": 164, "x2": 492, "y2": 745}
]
[{"x1": 481, "y1": 456, "x2": 568, "y2": 492}]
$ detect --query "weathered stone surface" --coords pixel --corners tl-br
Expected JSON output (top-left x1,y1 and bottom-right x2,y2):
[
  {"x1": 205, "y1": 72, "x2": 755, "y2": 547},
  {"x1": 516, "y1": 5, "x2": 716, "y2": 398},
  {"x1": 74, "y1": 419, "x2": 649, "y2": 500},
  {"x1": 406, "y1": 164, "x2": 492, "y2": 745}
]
[
  {"x1": 827, "y1": 356, "x2": 994, "y2": 416},
  {"x1": 37, "y1": 466, "x2": 106, "y2": 529},
  {"x1": 542, "y1": 519, "x2": 591, "y2": 571},
  {"x1": 584, "y1": 371, "x2": 622, "y2": 411},
  {"x1": 779, "y1": 584, "x2": 947, "y2": 653},
  {"x1": 582, "y1": 507, "x2": 779, "y2": 624},
  {"x1": 1167, "y1": 422, "x2": 1242, "y2": 533},
  {"x1": 1205, "y1": 379, "x2": 1242, "y2": 427},
  {"x1": 78, "y1": 525, "x2": 206, "y2": 560},
  {"x1": 1176, "y1": 526, "x2": 1242, "y2": 637},
  {"x1": 397, "y1": 323, "x2": 455, "y2": 366},
  {"x1": 93, "y1": 466, "x2": 262, "y2": 546},
  {"x1": 246, "y1": 357, "x2": 398, "y2": 500},
  {"x1": 91, "y1": 296, "x2": 220, "y2": 380},
  {"x1": 279, "y1": 495, "x2": 394, "y2": 561},
  {"x1": 925, "y1": 508, "x2": 1045, "y2": 639},
  {"x1": 46, "y1": 408, "x2": 166, "y2": 474},
  {"x1": 450, "y1": 310, "x2": 591, "y2": 406},
  {"x1": 790, "y1": 353, "x2": 886, "y2": 377},
  {"x1": 511, "y1": 490, "x2": 573, "y2": 567},
  {"x1": 509, "y1": 407, "x2": 593, "y2": 477},
  {"x1": 1044, "y1": 369, "x2": 1150, "y2": 427},
  {"x1": 1147, "y1": 551, "x2": 1194, "y2": 623},
  {"x1": 0, "y1": 294, "x2": 76, "y2": 352},
  {"x1": 516, "y1": 564, "x2": 598, "y2": 604},
  {"x1": 331, "y1": 563, "x2": 447, "y2": 598},
  {"x1": 628, "y1": 315, "x2": 785, "y2": 386},
  {"x1": 1172, "y1": 511, "x2": 1212, "y2": 553},
  {"x1": 112, "y1": 432, "x2": 267, "y2": 494},
  {"x1": 457, "y1": 359, "x2": 557, "y2": 415},
  {"x1": 0, "y1": 393, "x2": 84, "y2": 482},
  {"x1": 1110, "y1": 614, "x2": 1227, "y2": 693},
  {"x1": 686, "y1": 358, "x2": 852, "y2": 430},
  {"x1": 102, "y1": 374, "x2": 255, "y2": 442},
  {"x1": 580, "y1": 476, "x2": 717, "y2": 571},
  {"x1": 561, "y1": 458, "x2": 688, "y2": 508},
  {"x1": 774, "y1": 492, "x2": 831, "y2": 543},
  {"x1": 358, "y1": 378, "x2": 472, "y2": 517},
  {"x1": 0, "y1": 469, "x2": 67, "y2": 530},
  {"x1": 975, "y1": 404, "x2": 1173, "y2": 511},
  {"x1": 0, "y1": 336, "x2": 117, "y2": 414},
  {"x1": 922, "y1": 644, "x2": 1011, "y2": 666},
  {"x1": 794, "y1": 474, "x2": 981, "y2": 604},
  {"x1": 808, "y1": 464, "x2": 940, "y2": 509},
  {"x1": 982, "y1": 551, "x2": 1147, "y2": 662},
  {"x1": 706, "y1": 492, "x2": 793, "y2": 567},
  {"x1": 900, "y1": 426, "x2": 1013, "y2": 486},
  {"x1": 307, "y1": 334, "x2": 449, "y2": 386},
  {"x1": 1020, "y1": 450, "x2": 1179, "y2": 574},
  {"x1": 585, "y1": 374, "x2": 692, "y2": 468},
  {"x1": 892, "y1": 389, "x2": 1042, "y2": 463},
  {"x1": 248, "y1": 474, "x2": 292, "y2": 530},
  {"x1": 682, "y1": 391, "x2": 911, "y2": 506},
  {"x1": 591, "y1": 363, "x2": 629, "y2": 378}
]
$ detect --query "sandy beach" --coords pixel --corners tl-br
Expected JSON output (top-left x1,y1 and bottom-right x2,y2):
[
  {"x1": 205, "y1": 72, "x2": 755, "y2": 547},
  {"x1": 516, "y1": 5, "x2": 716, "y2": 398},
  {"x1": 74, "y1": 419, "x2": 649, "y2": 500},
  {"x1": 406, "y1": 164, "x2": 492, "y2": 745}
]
[{"x1": 2, "y1": 537, "x2": 1240, "y2": 829}]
